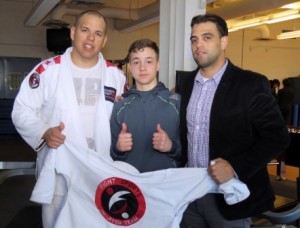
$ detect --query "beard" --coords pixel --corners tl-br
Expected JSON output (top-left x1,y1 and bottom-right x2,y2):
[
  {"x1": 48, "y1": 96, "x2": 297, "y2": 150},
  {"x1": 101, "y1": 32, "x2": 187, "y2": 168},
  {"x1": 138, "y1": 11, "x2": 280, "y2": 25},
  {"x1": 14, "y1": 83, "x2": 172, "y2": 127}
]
[
  {"x1": 193, "y1": 51, "x2": 220, "y2": 69},
  {"x1": 193, "y1": 56, "x2": 211, "y2": 68}
]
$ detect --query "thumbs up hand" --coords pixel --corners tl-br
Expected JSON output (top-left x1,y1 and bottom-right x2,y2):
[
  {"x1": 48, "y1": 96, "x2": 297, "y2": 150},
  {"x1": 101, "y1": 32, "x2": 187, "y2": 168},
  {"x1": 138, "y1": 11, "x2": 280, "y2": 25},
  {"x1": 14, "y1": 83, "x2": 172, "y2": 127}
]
[
  {"x1": 152, "y1": 124, "x2": 172, "y2": 152},
  {"x1": 116, "y1": 123, "x2": 133, "y2": 152},
  {"x1": 43, "y1": 121, "x2": 66, "y2": 149}
]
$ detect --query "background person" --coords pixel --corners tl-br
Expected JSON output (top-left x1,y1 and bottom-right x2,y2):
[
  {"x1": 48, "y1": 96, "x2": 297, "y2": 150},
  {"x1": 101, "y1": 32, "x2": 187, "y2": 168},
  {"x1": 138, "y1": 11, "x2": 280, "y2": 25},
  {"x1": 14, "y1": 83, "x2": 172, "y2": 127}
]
[
  {"x1": 275, "y1": 78, "x2": 294, "y2": 180},
  {"x1": 12, "y1": 10, "x2": 126, "y2": 228},
  {"x1": 270, "y1": 79, "x2": 280, "y2": 97},
  {"x1": 110, "y1": 39, "x2": 181, "y2": 172},
  {"x1": 177, "y1": 14, "x2": 290, "y2": 228},
  {"x1": 277, "y1": 78, "x2": 294, "y2": 125}
]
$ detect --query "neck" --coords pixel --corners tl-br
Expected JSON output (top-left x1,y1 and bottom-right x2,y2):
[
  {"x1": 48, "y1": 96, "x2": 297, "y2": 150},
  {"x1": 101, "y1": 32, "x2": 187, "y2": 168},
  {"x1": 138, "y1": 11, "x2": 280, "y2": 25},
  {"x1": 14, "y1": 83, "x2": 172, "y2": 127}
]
[
  {"x1": 201, "y1": 57, "x2": 226, "y2": 78},
  {"x1": 70, "y1": 52, "x2": 99, "y2": 68},
  {"x1": 136, "y1": 81, "x2": 158, "y2": 91}
]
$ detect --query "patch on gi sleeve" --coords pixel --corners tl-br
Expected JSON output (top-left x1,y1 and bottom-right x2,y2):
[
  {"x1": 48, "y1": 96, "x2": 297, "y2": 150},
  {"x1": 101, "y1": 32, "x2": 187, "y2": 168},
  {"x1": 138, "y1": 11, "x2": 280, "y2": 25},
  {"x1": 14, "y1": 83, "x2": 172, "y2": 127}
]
[
  {"x1": 104, "y1": 86, "x2": 117, "y2": 103},
  {"x1": 29, "y1": 72, "x2": 40, "y2": 89}
]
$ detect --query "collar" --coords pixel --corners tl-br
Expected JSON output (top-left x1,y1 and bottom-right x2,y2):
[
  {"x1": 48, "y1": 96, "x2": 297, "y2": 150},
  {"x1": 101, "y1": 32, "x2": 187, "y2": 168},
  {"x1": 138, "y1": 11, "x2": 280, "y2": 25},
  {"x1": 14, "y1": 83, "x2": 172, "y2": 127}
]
[{"x1": 195, "y1": 59, "x2": 228, "y2": 85}]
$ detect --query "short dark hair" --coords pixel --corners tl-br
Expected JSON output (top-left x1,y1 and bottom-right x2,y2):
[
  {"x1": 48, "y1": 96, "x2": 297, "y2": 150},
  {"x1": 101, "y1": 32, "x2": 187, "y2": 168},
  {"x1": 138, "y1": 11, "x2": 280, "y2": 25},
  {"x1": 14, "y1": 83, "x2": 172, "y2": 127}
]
[
  {"x1": 272, "y1": 79, "x2": 280, "y2": 87},
  {"x1": 126, "y1": 39, "x2": 159, "y2": 63},
  {"x1": 283, "y1": 78, "x2": 290, "y2": 87},
  {"x1": 74, "y1": 10, "x2": 107, "y2": 32},
  {"x1": 190, "y1": 14, "x2": 228, "y2": 37}
]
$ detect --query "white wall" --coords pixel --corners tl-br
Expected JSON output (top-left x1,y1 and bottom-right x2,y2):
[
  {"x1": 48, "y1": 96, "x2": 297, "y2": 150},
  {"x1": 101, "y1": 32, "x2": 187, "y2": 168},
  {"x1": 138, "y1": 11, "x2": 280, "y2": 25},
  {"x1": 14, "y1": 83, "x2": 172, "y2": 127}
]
[
  {"x1": 102, "y1": 21, "x2": 159, "y2": 60},
  {"x1": 0, "y1": 1, "x2": 158, "y2": 61},
  {"x1": 0, "y1": 1, "x2": 50, "y2": 58},
  {"x1": 227, "y1": 20, "x2": 300, "y2": 83}
]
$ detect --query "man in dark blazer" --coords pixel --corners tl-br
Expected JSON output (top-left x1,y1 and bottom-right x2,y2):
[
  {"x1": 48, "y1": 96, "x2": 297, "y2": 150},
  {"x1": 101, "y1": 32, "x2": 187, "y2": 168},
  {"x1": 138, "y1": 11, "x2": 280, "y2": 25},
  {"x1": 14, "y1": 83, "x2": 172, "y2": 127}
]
[{"x1": 177, "y1": 14, "x2": 290, "y2": 228}]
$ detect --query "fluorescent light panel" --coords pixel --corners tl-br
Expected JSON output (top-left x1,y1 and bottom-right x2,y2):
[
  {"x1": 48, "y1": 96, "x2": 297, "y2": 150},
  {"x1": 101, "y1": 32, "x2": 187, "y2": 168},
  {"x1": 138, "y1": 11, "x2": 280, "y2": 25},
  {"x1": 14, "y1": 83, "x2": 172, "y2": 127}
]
[
  {"x1": 266, "y1": 9, "x2": 300, "y2": 24},
  {"x1": 228, "y1": 18, "x2": 263, "y2": 31},
  {"x1": 277, "y1": 30, "x2": 300, "y2": 39},
  {"x1": 25, "y1": 0, "x2": 60, "y2": 27},
  {"x1": 265, "y1": 14, "x2": 300, "y2": 24},
  {"x1": 229, "y1": 9, "x2": 300, "y2": 32}
]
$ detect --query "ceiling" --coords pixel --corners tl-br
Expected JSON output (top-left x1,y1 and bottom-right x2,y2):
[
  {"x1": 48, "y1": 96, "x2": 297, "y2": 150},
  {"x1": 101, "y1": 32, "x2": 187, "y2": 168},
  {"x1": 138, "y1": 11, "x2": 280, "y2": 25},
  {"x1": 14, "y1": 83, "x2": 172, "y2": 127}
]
[
  {"x1": 208, "y1": 0, "x2": 300, "y2": 30},
  {"x1": 22, "y1": 0, "x2": 300, "y2": 33}
]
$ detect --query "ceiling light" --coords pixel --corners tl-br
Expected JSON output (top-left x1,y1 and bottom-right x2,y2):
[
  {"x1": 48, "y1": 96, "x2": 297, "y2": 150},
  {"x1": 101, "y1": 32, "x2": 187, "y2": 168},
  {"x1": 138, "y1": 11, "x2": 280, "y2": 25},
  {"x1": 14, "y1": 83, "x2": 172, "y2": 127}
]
[
  {"x1": 24, "y1": 0, "x2": 60, "y2": 27},
  {"x1": 281, "y1": 2, "x2": 300, "y2": 10},
  {"x1": 228, "y1": 18, "x2": 263, "y2": 32},
  {"x1": 228, "y1": 9, "x2": 300, "y2": 33},
  {"x1": 266, "y1": 9, "x2": 300, "y2": 24},
  {"x1": 277, "y1": 30, "x2": 300, "y2": 39}
]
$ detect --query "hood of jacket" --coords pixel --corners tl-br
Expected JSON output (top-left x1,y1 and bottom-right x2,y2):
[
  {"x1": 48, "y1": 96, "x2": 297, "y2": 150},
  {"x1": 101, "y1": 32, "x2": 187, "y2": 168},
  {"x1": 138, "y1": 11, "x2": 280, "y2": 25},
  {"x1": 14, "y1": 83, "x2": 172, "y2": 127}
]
[{"x1": 122, "y1": 82, "x2": 168, "y2": 100}]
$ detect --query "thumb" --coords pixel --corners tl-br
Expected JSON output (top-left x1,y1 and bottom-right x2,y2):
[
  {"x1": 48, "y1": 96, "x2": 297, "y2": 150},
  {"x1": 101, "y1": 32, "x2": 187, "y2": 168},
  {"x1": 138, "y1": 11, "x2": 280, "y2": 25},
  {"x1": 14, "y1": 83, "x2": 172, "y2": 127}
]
[
  {"x1": 59, "y1": 122, "x2": 65, "y2": 131},
  {"x1": 121, "y1": 123, "x2": 127, "y2": 133},
  {"x1": 156, "y1": 124, "x2": 163, "y2": 133}
]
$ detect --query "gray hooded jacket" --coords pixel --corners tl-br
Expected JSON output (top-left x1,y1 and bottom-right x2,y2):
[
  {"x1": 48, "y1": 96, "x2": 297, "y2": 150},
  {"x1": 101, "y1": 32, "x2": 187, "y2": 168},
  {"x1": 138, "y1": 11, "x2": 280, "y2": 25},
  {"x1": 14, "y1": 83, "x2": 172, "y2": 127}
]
[{"x1": 110, "y1": 82, "x2": 181, "y2": 172}]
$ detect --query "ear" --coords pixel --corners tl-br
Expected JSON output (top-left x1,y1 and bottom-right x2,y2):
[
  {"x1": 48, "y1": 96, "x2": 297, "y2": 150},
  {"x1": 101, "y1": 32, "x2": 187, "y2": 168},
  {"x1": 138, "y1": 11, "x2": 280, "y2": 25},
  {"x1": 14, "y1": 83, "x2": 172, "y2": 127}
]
[
  {"x1": 102, "y1": 35, "x2": 108, "y2": 48},
  {"x1": 220, "y1": 36, "x2": 228, "y2": 51},
  {"x1": 156, "y1": 60, "x2": 160, "y2": 72},
  {"x1": 70, "y1": 26, "x2": 75, "y2": 41},
  {"x1": 128, "y1": 62, "x2": 131, "y2": 73}
]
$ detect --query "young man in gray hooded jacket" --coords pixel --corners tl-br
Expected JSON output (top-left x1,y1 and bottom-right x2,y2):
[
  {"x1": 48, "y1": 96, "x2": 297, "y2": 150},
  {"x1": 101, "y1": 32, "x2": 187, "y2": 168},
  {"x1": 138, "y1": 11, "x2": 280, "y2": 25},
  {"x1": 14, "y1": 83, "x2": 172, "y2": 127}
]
[{"x1": 110, "y1": 39, "x2": 181, "y2": 172}]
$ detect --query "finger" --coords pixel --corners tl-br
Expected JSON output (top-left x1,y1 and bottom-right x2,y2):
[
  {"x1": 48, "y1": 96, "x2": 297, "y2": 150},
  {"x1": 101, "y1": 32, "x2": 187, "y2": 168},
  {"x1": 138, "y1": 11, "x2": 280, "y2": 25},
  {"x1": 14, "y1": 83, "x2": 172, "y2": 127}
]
[
  {"x1": 210, "y1": 160, "x2": 216, "y2": 166},
  {"x1": 121, "y1": 123, "x2": 127, "y2": 133},
  {"x1": 156, "y1": 124, "x2": 162, "y2": 132},
  {"x1": 59, "y1": 122, "x2": 65, "y2": 131},
  {"x1": 115, "y1": 95, "x2": 123, "y2": 103}
]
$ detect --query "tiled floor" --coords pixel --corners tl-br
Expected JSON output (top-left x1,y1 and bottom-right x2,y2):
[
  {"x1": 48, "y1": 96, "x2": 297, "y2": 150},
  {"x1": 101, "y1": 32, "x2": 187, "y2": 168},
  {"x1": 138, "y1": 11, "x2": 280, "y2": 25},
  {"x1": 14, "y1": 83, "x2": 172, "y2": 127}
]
[{"x1": 0, "y1": 171, "x2": 39, "y2": 228}]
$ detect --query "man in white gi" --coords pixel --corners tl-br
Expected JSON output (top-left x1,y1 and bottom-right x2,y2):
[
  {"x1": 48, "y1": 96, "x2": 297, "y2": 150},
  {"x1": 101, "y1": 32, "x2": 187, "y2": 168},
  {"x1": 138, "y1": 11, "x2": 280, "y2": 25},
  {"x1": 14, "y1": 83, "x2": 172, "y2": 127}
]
[{"x1": 11, "y1": 10, "x2": 126, "y2": 228}]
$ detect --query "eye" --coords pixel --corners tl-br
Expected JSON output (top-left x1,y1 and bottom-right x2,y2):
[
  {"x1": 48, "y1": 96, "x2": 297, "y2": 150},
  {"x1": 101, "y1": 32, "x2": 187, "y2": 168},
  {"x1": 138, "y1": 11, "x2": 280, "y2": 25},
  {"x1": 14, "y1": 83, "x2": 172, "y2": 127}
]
[
  {"x1": 132, "y1": 60, "x2": 140, "y2": 65},
  {"x1": 96, "y1": 32, "x2": 103, "y2": 37},
  {"x1": 191, "y1": 38, "x2": 197, "y2": 44},
  {"x1": 202, "y1": 35, "x2": 212, "y2": 41}
]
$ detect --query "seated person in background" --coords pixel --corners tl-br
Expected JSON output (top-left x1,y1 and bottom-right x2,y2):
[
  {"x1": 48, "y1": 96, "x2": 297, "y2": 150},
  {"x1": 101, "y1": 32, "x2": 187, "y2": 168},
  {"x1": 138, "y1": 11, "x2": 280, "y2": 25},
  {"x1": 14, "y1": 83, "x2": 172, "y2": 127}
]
[{"x1": 110, "y1": 39, "x2": 181, "y2": 172}]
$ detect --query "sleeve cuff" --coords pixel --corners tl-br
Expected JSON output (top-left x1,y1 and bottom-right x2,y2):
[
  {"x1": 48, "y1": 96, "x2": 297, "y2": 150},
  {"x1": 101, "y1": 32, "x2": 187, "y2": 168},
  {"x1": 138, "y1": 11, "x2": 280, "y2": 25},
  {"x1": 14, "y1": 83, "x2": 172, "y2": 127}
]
[{"x1": 35, "y1": 139, "x2": 46, "y2": 151}]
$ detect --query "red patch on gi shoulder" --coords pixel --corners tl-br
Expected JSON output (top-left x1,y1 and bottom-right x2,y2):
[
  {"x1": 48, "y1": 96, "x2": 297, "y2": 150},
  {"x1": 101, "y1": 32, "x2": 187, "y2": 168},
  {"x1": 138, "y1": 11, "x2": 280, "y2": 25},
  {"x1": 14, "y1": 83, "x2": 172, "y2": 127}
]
[{"x1": 29, "y1": 72, "x2": 40, "y2": 89}]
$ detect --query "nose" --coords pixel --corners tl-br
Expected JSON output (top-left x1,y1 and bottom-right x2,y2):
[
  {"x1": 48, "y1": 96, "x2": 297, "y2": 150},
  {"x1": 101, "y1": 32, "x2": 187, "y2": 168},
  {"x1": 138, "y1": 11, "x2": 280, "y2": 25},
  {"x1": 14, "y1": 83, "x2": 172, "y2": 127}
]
[
  {"x1": 87, "y1": 32, "x2": 95, "y2": 41},
  {"x1": 194, "y1": 39, "x2": 202, "y2": 48},
  {"x1": 139, "y1": 61, "x2": 146, "y2": 70}
]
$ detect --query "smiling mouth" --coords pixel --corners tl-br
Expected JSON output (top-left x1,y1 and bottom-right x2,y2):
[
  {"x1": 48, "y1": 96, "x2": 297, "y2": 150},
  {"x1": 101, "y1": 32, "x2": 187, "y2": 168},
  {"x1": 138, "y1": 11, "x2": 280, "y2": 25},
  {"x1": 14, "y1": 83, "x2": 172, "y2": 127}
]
[{"x1": 84, "y1": 44, "x2": 93, "y2": 49}]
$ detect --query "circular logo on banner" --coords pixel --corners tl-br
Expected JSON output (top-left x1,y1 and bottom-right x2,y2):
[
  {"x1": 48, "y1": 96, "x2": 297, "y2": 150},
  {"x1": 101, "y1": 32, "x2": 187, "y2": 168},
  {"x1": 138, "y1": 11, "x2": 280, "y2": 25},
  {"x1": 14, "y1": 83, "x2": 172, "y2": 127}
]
[
  {"x1": 95, "y1": 177, "x2": 146, "y2": 226},
  {"x1": 29, "y1": 72, "x2": 40, "y2": 89}
]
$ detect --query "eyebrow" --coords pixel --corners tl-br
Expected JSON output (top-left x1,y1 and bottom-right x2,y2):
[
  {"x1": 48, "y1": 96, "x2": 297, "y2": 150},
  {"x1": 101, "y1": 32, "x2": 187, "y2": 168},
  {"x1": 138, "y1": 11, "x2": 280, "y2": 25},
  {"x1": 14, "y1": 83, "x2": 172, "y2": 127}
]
[
  {"x1": 190, "y1": 35, "x2": 197, "y2": 40},
  {"x1": 80, "y1": 25, "x2": 104, "y2": 34},
  {"x1": 190, "y1": 32, "x2": 214, "y2": 40},
  {"x1": 131, "y1": 56, "x2": 154, "y2": 61}
]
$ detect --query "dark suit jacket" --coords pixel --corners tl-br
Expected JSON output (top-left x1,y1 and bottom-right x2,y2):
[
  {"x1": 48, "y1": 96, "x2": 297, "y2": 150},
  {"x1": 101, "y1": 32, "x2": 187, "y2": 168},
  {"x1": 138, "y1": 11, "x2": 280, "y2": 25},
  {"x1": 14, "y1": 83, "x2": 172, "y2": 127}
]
[{"x1": 176, "y1": 60, "x2": 290, "y2": 219}]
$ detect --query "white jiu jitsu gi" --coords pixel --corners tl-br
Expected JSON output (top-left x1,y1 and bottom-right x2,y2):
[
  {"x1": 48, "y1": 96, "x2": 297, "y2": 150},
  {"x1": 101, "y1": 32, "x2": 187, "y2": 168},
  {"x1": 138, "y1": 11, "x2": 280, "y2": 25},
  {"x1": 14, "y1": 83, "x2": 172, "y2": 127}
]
[
  {"x1": 31, "y1": 141, "x2": 250, "y2": 228},
  {"x1": 12, "y1": 47, "x2": 126, "y2": 174}
]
